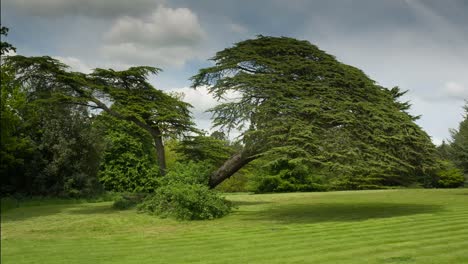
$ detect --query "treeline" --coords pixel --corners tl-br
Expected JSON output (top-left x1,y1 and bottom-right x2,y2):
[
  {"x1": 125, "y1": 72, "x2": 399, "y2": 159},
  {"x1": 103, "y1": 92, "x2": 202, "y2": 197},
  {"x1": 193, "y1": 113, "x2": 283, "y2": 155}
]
[{"x1": 1, "y1": 28, "x2": 466, "y2": 200}]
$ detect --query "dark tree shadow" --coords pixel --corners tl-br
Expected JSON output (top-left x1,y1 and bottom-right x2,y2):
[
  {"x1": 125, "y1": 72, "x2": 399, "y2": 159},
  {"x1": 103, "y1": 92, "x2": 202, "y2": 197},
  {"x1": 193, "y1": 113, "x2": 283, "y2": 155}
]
[
  {"x1": 241, "y1": 202, "x2": 444, "y2": 224},
  {"x1": 1, "y1": 203, "x2": 115, "y2": 222},
  {"x1": 232, "y1": 200, "x2": 271, "y2": 207},
  {"x1": 1, "y1": 205, "x2": 65, "y2": 222},
  {"x1": 68, "y1": 204, "x2": 117, "y2": 215}
]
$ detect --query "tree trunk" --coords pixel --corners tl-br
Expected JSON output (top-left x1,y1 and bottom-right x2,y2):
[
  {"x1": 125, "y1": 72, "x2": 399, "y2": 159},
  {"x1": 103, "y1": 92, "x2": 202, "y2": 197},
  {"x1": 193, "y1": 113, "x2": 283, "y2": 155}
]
[
  {"x1": 209, "y1": 149, "x2": 257, "y2": 189},
  {"x1": 149, "y1": 127, "x2": 166, "y2": 176},
  {"x1": 88, "y1": 97, "x2": 167, "y2": 176}
]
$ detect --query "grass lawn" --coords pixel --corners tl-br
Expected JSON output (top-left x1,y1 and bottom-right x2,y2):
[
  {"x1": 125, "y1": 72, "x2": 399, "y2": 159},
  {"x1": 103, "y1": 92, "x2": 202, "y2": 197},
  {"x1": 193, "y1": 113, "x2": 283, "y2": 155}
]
[{"x1": 2, "y1": 189, "x2": 468, "y2": 264}]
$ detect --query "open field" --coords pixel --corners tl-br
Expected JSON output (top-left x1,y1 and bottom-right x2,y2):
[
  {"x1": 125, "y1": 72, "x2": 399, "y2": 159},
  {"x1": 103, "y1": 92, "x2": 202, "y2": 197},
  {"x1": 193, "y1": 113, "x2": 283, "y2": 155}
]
[{"x1": 2, "y1": 189, "x2": 468, "y2": 264}]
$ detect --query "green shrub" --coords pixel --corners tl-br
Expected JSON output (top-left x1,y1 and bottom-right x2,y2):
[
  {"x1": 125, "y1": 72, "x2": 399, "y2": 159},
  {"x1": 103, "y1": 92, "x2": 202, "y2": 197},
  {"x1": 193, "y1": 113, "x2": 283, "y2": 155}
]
[
  {"x1": 136, "y1": 161, "x2": 232, "y2": 220},
  {"x1": 137, "y1": 182, "x2": 232, "y2": 220},
  {"x1": 434, "y1": 160, "x2": 465, "y2": 188},
  {"x1": 160, "y1": 161, "x2": 214, "y2": 186},
  {"x1": 216, "y1": 173, "x2": 250, "y2": 192}
]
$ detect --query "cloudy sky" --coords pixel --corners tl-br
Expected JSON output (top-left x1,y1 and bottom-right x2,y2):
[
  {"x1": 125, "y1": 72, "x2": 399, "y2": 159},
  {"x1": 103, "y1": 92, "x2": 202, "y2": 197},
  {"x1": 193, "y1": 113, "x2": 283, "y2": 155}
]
[{"x1": 2, "y1": 0, "x2": 467, "y2": 144}]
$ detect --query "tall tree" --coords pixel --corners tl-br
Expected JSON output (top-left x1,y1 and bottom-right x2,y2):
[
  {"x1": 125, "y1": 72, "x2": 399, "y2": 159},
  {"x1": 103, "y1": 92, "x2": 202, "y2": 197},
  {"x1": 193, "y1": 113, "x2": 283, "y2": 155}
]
[
  {"x1": 4, "y1": 56, "x2": 196, "y2": 176},
  {"x1": 2, "y1": 59, "x2": 103, "y2": 195},
  {"x1": 449, "y1": 102, "x2": 468, "y2": 174},
  {"x1": 192, "y1": 36, "x2": 437, "y2": 188}
]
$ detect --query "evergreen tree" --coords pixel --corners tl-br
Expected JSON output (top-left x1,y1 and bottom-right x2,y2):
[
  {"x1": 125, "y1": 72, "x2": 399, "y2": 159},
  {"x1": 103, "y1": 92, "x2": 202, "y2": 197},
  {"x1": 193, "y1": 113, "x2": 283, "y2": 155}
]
[
  {"x1": 191, "y1": 36, "x2": 437, "y2": 189},
  {"x1": 4, "y1": 56, "x2": 196, "y2": 176},
  {"x1": 449, "y1": 103, "x2": 468, "y2": 174}
]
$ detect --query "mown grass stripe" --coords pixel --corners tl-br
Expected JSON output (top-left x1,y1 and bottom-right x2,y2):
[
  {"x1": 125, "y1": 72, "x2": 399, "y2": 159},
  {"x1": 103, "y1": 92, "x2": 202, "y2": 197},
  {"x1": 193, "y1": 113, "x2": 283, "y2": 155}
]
[{"x1": 2, "y1": 189, "x2": 467, "y2": 264}]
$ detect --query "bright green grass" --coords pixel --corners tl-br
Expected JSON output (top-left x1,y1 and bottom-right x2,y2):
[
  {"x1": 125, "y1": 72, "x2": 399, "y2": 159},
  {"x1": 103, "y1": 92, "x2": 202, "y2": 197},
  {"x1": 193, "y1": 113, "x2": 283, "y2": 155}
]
[{"x1": 2, "y1": 189, "x2": 468, "y2": 264}]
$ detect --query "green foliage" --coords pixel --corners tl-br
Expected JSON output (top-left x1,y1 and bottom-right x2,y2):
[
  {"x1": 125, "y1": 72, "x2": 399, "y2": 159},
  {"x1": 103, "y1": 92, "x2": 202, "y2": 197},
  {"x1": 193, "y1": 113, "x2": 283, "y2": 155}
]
[
  {"x1": 174, "y1": 134, "x2": 235, "y2": 166},
  {"x1": 137, "y1": 161, "x2": 232, "y2": 220},
  {"x1": 433, "y1": 160, "x2": 465, "y2": 188},
  {"x1": 449, "y1": 103, "x2": 468, "y2": 174},
  {"x1": 96, "y1": 114, "x2": 159, "y2": 193},
  {"x1": 0, "y1": 67, "x2": 37, "y2": 194},
  {"x1": 0, "y1": 26, "x2": 16, "y2": 55},
  {"x1": 37, "y1": 106, "x2": 104, "y2": 197},
  {"x1": 255, "y1": 159, "x2": 329, "y2": 193},
  {"x1": 436, "y1": 141, "x2": 452, "y2": 160},
  {"x1": 4, "y1": 55, "x2": 197, "y2": 176},
  {"x1": 216, "y1": 169, "x2": 253, "y2": 192},
  {"x1": 138, "y1": 183, "x2": 232, "y2": 220},
  {"x1": 191, "y1": 36, "x2": 437, "y2": 188},
  {"x1": 1, "y1": 58, "x2": 104, "y2": 196},
  {"x1": 159, "y1": 161, "x2": 215, "y2": 186}
]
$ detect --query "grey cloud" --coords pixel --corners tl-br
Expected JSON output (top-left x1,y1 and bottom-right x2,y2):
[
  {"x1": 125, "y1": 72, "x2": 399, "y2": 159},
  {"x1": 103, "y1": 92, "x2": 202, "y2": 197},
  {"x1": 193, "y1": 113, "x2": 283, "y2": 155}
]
[
  {"x1": 4, "y1": 0, "x2": 468, "y2": 144},
  {"x1": 53, "y1": 56, "x2": 93, "y2": 73},
  {"x1": 101, "y1": 43, "x2": 200, "y2": 68},
  {"x1": 100, "y1": 4, "x2": 254, "y2": 71},
  {"x1": 105, "y1": 6, "x2": 205, "y2": 47},
  {"x1": 3, "y1": 0, "x2": 164, "y2": 18},
  {"x1": 101, "y1": 5, "x2": 205, "y2": 68}
]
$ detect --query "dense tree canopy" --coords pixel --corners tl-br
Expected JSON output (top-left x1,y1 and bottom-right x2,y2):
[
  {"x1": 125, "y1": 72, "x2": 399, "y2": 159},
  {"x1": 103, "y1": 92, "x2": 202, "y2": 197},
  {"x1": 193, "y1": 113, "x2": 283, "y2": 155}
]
[
  {"x1": 1, "y1": 59, "x2": 103, "y2": 195},
  {"x1": 2, "y1": 31, "x2": 454, "y2": 200},
  {"x1": 3, "y1": 56, "x2": 197, "y2": 176},
  {"x1": 192, "y1": 36, "x2": 437, "y2": 189}
]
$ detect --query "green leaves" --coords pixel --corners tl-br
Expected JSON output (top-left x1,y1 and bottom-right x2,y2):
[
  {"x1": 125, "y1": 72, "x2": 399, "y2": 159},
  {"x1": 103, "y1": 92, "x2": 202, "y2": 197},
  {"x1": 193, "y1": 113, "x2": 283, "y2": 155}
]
[
  {"x1": 5, "y1": 55, "x2": 198, "y2": 176},
  {"x1": 192, "y1": 36, "x2": 437, "y2": 189}
]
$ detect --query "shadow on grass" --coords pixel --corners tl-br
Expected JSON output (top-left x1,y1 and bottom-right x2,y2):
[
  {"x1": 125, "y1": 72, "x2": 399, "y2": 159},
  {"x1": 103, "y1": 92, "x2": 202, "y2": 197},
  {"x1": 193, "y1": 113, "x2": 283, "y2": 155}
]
[
  {"x1": 232, "y1": 200, "x2": 271, "y2": 207},
  {"x1": 68, "y1": 204, "x2": 117, "y2": 215},
  {"x1": 1, "y1": 205, "x2": 66, "y2": 222},
  {"x1": 1, "y1": 203, "x2": 115, "y2": 222},
  {"x1": 242, "y1": 202, "x2": 444, "y2": 224}
]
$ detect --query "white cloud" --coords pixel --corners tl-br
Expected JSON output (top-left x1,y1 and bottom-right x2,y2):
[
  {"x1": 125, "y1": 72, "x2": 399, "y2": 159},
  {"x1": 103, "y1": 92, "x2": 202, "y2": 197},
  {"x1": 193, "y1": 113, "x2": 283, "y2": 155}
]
[
  {"x1": 102, "y1": 5, "x2": 205, "y2": 68},
  {"x1": 443, "y1": 82, "x2": 468, "y2": 99},
  {"x1": 3, "y1": 0, "x2": 164, "y2": 17},
  {"x1": 106, "y1": 6, "x2": 204, "y2": 46},
  {"x1": 53, "y1": 56, "x2": 92, "y2": 73},
  {"x1": 167, "y1": 86, "x2": 218, "y2": 115},
  {"x1": 165, "y1": 86, "x2": 244, "y2": 137},
  {"x1": 101, "y1": 43, "x2": 199, "y2": 68},
  {"x1": 166, "y1": 86, "x2": 217, "y2": 132}
]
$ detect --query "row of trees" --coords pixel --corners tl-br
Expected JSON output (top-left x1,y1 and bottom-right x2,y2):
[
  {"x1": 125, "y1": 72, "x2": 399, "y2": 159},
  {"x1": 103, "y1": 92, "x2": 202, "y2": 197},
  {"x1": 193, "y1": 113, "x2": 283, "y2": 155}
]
[{"x1": 1, "y1": 28, "x2": 466, "y2": 199}]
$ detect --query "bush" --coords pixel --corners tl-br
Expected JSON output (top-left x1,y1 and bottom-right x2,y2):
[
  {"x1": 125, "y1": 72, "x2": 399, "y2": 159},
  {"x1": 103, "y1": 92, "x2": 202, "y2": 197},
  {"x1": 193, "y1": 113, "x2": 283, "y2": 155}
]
[
  {"x1": 434, "y1": 160, "x2": 465, "y2": 188},
  {"x1": 136, "y1": 161, "x2": 232, "y2": 220},
  {"x1": 161, "y1": 161, "x2": 214, "y2": 186},
  {"x1": 137, "y1": 182, "x2": 232, "y2": 220},
  {"x1": 216, "y1": 173, "x2": 250, "y2": 192}
]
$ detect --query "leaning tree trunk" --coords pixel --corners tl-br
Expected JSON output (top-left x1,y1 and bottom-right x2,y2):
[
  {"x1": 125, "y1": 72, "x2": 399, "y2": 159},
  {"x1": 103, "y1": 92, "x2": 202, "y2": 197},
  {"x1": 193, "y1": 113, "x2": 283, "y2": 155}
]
[{"x1": 209, "y1": 149, "x2": 257, "y2": 189}]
